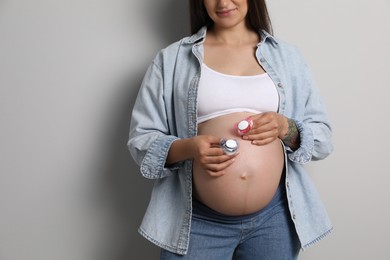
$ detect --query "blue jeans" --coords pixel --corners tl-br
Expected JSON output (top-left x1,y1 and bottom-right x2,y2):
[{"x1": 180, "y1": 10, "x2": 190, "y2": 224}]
[{"x1": 160, "y1": 183, "x2": 301, "y2": 260}]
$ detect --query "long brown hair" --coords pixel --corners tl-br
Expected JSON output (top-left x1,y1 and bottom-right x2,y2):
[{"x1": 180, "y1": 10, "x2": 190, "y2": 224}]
[{"x1": 189, "y1": 0, "x2": 273, "y2": 35}]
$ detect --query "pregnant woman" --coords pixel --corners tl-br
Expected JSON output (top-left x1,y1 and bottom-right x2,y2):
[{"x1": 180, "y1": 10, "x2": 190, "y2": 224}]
[{"x1": 128, "y1": 0, "x2": 333, "y2": 259}]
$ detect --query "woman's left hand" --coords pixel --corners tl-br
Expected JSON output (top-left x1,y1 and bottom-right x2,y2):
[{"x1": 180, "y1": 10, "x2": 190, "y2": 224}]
[{"x1": 242, "y1": 112, "x2": 288, "y2": 146}]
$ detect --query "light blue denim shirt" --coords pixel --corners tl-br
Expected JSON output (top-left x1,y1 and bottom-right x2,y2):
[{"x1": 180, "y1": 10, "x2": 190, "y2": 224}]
[{"x1": 128, "y1": 26, "x2": 333, "y2": 255}]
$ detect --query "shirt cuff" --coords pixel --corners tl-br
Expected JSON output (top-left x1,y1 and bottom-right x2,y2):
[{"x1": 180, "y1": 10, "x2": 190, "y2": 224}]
[{"x1": 287, "y1": 120, "x2": 314, "y2": 164}]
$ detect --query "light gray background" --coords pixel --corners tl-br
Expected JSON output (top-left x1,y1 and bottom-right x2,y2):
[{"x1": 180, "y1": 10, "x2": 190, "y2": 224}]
[{"x1": 0, "y1": 0, "x2": 389, "y2": 259}]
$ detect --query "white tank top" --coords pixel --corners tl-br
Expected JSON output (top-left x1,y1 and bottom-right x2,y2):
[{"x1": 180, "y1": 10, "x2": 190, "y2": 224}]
[{"x1": 197, "y1": 63, "x2": 279, "y2": 124}]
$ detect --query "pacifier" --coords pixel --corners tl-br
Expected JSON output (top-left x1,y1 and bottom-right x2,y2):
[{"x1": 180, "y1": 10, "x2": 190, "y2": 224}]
[
  {"x1": 220, "y1": 139, "x2": 239, "y2": 155},
  {"x1": 235, "y1": 118, "x2": 253, "y2": 136}
]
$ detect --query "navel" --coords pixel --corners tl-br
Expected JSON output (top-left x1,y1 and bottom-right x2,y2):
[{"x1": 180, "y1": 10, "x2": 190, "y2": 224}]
[{"x1": 240, "y1": 173, "x2": 248, "y2": 180}]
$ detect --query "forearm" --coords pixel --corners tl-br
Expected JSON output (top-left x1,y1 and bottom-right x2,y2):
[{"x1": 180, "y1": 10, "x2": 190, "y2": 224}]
[
  {"x1": 166, "y1": 138, "x2": 194, "y2": 165},
  {"x1": 280, "y1": 118, "x2": 300, "y2": 151}
]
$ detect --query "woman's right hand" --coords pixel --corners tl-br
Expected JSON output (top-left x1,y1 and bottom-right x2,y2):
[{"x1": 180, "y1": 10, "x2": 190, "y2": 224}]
[{"x1": 190, "y1": 135, "x2": 238, "y2": 177}]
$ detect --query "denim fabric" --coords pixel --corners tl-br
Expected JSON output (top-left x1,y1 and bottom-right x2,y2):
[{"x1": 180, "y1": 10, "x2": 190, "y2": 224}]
[
  {"x1": 160, "y1": 184, "x2": 301, "y2": 260},
  {"x1": 128, "y1": 26, "x2": 333, "y2": 255}
]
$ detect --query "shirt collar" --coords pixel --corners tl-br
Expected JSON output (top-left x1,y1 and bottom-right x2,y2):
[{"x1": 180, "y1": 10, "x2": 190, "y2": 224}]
[
  {"x1": 184, "y1": 26, "x2": 278, "y2": 46},
  {"x1": 185, "y1": 26, "x2": 207, "y2": 44},
  {"x1": 259, "y1": 29, "x2": 278, "y2": 46}
]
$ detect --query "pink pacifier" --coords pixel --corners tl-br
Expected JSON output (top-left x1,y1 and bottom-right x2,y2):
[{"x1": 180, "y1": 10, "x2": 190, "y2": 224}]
[{"x1": 235, "y1": 118, "x2": 253, "y2": 136}]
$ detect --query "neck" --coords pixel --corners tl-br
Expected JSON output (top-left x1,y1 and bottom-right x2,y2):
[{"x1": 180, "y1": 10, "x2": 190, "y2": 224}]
[{"x1": 208, "y1": 24, "x2": 258, "y2": 45}]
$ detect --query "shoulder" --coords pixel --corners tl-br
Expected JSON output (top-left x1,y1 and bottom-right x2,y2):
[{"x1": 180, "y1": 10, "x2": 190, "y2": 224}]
[
  {"x1": 263, "y1": 34, "x2": 302, "y2": 59},
  {"x1": 163, "y1": 36, "x2": 191, "y2": 53},
  {"x1": 276, "y1": 39, "x2": 304, "y2": 63},
  {"x1": 151, "y1": 36, "x2": 193, "y2": 66},
  {"x1": 260, "y1": 34, "x2": 308, "y2": 71},
  {"x1": 153, "y1": 27, "x2": 206, "y2": 65}
]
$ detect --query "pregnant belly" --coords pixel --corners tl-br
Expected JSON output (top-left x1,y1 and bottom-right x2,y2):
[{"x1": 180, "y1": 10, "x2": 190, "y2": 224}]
[{"x1": 193, "y1": 112, "x2": 285, "y2": 216}]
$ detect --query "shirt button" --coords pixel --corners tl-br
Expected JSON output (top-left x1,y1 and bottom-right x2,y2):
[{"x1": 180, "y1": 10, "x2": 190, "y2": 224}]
[
  {"x1": 286, "y1": 182, "x2": 289, "y2": 188},
  {"x1": 278, "y1": 83, "x2": 283, "y2": 88},
  {"x1": 260, "y1": 58, "x2": 265, "y2": 63},
  {"x1": 293, "y1": 214, "x2": 296, "y2": 220}
]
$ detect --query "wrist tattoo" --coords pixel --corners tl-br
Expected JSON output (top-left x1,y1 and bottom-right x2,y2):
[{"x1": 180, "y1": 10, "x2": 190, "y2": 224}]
[{"x1": 283, "y1": 119, "x2": 300, "y2": 149}]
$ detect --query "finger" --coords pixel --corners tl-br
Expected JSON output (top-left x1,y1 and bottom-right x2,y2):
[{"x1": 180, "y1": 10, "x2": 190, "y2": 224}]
[
  {"x1": 253, "y1": 114, "x2": 281, "y2": 129},
  {"x1": 201, "y1": 152, "x2": 238, "y2": 165},
  {"x1": 206, "y1": 147, "x2": 226, "y2": 156},
  {"x1": 249, "y1": 126, "x2": 278, "y2": 137},
  {"x1": 249, "y1": 112, "x2": 273, "y2": 123},
  {"x1": 198, "y1": 147, "x2": 228, "y2": 160},
  {"x1": 207, "y1": 170, "x2": 226, "y2": 177},
  {"x1": 206, "y1": 136, "x2": 225, "y2": 146},
  {"x1": 248, "y1": 112, "x2": 266, "y2": 121},
  {"x1": 252, "y1": 119, "x2": 279, "y2": 131},
  {"x1": 206, "y1": 158, "x2": 236, "y2": 176},
  {"x1": 251, "y1": 136, "x2": 277, "y2": 146},
  {"x1": 243, "y1": 129, "x2": 278, "y2": 141}
]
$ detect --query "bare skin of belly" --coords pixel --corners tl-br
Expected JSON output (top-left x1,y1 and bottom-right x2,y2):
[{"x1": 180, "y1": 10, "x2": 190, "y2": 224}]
[{"x1": 193, "y1": 112, "x2": 285, "y2": 216}]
